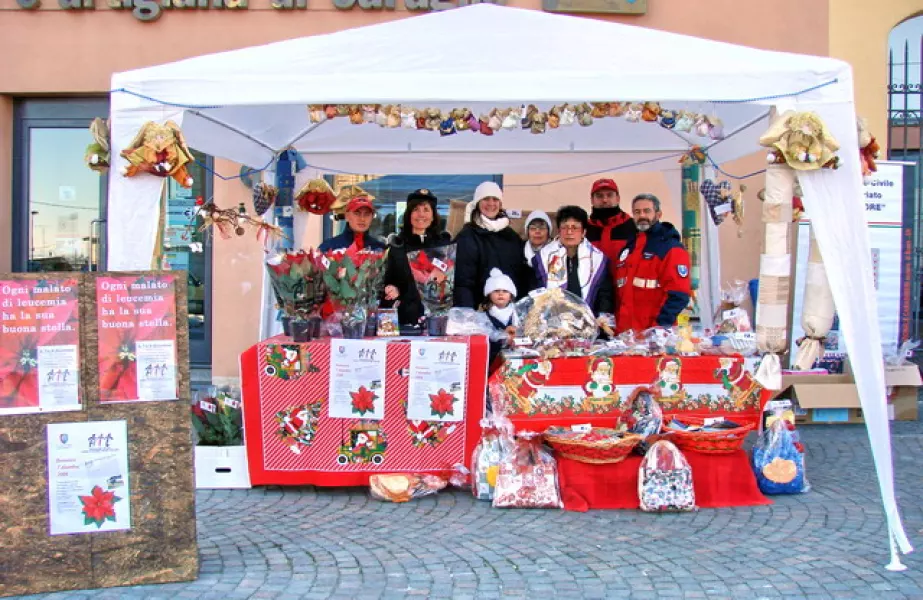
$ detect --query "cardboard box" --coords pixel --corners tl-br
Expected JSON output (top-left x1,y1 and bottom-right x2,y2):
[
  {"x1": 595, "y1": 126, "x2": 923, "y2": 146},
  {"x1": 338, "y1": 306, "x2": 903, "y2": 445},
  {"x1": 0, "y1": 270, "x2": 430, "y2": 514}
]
[{"x1": 770, "y1": 363, "x2": 920, "y2": 424}]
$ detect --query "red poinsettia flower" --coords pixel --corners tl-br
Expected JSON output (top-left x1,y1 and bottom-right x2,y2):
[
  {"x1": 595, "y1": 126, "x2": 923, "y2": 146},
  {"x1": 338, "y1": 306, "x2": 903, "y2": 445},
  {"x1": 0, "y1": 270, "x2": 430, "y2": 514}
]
[
  {"x1": 287, "y1": 252, "x2": 308, "y2": 265},
  {"x1": 429, "y1": 389, "x2": 457, "y2": 418},
  {"x1": 80, "y1": 485, "x2": 121, "y2": 527},
  {"x1": 350, "y1": 386, "x2": 377, "y2": 416},
  {"x1": 98, "y1": 330, "x2": 138, "y2": 402}
]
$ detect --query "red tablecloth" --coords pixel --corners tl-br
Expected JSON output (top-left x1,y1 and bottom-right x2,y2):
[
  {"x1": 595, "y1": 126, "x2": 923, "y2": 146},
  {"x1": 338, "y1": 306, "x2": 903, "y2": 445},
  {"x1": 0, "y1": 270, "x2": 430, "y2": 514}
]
[
  {"x1": 241, "y1": 335, "x2": 488, "y2": 486},
  {"x1": 557, "y1": 451, "x2": 771, "y2": 511},
  {"x1": 493, "y1": 354, "x2": 768, "y2": 431}
]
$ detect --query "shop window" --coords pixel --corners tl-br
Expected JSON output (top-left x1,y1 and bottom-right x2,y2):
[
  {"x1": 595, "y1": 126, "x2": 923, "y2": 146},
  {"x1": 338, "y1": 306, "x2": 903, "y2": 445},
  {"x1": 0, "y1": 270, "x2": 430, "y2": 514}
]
[{"x1": 322, "y1": 174, "x2": 503, "y2": 241}]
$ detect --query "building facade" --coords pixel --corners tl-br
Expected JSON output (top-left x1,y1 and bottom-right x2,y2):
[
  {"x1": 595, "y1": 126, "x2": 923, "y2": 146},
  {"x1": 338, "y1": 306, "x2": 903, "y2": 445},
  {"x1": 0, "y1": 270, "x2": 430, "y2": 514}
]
[{"x1": 0, "y1": 0, "x2": 917, "y2": 378}]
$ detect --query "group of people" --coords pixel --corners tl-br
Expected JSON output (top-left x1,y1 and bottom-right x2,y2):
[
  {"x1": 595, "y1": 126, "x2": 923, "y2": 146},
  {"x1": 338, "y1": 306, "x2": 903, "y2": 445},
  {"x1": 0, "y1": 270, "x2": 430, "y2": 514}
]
[{"x1": 320, "y1": 177, "x2": 692, "y2": 340}]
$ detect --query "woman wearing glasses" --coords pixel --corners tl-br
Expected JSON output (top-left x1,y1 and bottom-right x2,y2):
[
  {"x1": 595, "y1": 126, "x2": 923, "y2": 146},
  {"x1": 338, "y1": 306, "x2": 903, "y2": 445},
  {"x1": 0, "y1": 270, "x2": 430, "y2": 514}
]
[{"x1": 530, "y1": 205, "x2": 614, "y2": 322}]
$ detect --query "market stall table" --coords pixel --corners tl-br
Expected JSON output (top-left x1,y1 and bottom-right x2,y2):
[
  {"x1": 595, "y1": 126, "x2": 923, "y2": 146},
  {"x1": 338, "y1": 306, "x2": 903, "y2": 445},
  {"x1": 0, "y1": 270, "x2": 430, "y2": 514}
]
[
  {"x1": 241, "y1": 334, "x2": 488, "y2": 486},
  {"x1": 490, "y1": 352, "x2": 771, "y2": 510}
]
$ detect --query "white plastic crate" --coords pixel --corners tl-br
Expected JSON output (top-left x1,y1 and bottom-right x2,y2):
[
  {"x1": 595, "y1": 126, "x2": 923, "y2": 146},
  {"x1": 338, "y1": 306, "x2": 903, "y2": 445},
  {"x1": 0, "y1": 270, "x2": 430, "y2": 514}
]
[{"x1": 194, "y1": 446, "x2": 251, "y2": 489}]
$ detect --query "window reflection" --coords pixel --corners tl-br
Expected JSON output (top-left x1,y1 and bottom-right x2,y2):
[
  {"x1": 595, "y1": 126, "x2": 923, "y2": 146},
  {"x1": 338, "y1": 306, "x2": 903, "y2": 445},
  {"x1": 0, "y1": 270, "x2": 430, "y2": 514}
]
[{"x1": 28, "y1": 129, "x2": 104, "y2": 272}]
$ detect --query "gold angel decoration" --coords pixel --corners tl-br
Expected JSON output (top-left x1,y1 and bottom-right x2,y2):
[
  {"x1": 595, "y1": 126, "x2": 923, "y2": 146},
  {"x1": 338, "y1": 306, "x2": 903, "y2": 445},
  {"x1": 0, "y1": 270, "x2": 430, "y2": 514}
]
[
  {"x1": 731, "y1": 183, "x2": 746, "y2": 237},
  {"x1": 120, "y1": 120, "x2": 196, "y2": 188},
  {"x1": 84, "y1": 118, "x2": 110, "y2": 173},
  {"x1": 759, "y1": 111, "x2": 840, "y2": 171}
]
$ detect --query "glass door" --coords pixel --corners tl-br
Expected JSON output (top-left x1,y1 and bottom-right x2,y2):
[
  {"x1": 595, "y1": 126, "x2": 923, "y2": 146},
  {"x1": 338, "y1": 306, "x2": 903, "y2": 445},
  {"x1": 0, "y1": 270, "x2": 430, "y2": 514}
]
[{"x1": 13, "y1": 99, "x2": 109, "y2": 273}]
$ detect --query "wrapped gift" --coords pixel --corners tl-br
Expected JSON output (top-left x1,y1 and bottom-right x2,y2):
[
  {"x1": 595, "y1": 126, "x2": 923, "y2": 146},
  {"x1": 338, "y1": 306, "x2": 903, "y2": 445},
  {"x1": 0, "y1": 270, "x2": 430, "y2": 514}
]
[
  {"x1": 751, "y1": 420, "x2": 810, "y2": 494},
  {"x1": 638, "y1": 440, "x2": 696, "y2": 512},
  {"x1": 471, "y1": 421, "x2": 503, "y2": 501},
  {"x1": 492, "y1": 432, "x2": 562, "y2": 509}
]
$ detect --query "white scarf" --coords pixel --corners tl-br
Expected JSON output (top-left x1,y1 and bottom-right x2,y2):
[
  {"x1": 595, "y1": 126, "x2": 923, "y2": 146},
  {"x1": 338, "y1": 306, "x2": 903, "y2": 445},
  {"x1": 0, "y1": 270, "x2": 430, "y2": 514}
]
[
  {"x1": 489, "y1": 304, "x2": 517, "y2": 326},
  {"x1": 537, "y1": 240, "x2": 605, "y2": 300},
  {"x1": 524, "y1": 241, "x2": 547, "y2": 263},
  {"x1": 475, "y1": 213, "x2": 511, "y2": 233}
]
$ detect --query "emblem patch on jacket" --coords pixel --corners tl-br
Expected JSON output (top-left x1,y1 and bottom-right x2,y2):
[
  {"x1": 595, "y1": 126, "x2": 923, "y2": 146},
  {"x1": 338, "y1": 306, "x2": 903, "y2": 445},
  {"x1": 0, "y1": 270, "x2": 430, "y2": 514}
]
[{"x1": 678, "y1": 265, "x2": 689, "y2": 278}]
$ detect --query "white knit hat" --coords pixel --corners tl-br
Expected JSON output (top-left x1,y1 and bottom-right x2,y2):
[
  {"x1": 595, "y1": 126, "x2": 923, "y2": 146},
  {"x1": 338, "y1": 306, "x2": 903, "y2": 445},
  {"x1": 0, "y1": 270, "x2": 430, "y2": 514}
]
[
  {"x1": 525, "y1": 210, "x2": 552, "y2": 231},
  {"x1": 483, "y1": 267, "x2": 517, "y2": 297},
  {"x1": 474, "y1": 181, "x2": 503, "y2": 204}
]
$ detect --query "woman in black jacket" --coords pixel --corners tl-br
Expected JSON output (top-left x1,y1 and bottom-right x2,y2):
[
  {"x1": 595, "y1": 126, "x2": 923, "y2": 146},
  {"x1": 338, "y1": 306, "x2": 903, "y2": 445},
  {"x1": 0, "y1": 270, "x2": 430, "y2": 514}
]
[
  {"x1": 382, "y1": 188, "x2": 452, "y2": 326},
  {"x1": 453, "y1": 181, "x2": 525, "y2": 309}
]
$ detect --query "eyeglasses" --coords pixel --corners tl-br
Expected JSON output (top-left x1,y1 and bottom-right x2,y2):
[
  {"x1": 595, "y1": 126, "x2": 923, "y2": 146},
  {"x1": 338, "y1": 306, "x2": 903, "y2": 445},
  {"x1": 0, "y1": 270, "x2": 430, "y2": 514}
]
[{"x1": 559, "y1": 224, "x2": 583, "y2": 232}]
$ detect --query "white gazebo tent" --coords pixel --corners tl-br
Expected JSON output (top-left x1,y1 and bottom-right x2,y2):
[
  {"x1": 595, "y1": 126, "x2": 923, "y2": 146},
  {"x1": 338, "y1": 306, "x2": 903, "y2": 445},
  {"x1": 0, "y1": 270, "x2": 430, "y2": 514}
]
[{"x1": 107, "y1": 3, "x2": 912, "y2": 565}]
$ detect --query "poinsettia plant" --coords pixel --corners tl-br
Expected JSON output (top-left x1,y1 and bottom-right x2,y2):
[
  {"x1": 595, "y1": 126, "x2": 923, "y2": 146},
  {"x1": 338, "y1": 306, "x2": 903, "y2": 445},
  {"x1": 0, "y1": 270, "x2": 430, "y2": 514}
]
[
  {"x1": 266, "y1": 249, "x2": 327, "y2": 319},
  {"x1": 191, "y1": 386, "x2": 243, "y2": 446},
  {"x1": 322, "y1": 247, "x2": 388, "y2": 324},
  {"x1": 407, "y1": 244, "x2": 457, "y2": 317}
]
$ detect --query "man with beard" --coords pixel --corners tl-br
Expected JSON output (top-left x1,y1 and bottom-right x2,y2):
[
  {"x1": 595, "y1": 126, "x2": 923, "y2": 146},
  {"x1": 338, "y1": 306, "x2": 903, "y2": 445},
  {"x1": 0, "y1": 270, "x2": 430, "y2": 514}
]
[{"x1": 614, "y1": 194, "x2": 691, "y2": 334}]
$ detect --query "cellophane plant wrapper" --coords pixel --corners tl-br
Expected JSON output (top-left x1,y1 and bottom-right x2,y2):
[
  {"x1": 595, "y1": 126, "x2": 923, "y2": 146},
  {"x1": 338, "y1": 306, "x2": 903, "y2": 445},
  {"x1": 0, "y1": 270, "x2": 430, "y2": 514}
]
[
  {"x1": 265, "y1": 249, "x2": 326, "y2": 319},
  {"x1": 322, "y1": 247, "x2": 389, "y2": 327},
  {"x1": 406, "y1": 244, "x2": 457, "y2": 317}
]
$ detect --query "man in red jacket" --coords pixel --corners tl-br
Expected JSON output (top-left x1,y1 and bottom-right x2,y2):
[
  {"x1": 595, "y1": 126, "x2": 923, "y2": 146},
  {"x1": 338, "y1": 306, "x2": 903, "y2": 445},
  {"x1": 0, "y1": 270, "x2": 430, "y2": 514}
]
[
  {"x1": 615, "y1": 194, "x2": 692, "y2": 334},
  {"x1": 585, "y1": 178, "x2": 636, "y2": 271}
]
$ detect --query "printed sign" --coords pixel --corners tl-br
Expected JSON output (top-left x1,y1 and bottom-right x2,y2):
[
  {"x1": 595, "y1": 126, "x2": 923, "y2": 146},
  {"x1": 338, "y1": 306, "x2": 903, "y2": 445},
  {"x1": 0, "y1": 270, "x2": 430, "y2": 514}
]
[
  {"x1": 46, "y1": 420, "x2": 131, "y2": 536},
  {"x1": 407, "y1": 341, "x2": 468, "y2": 422},
  {"x1": 96, "y1": 274, "x2": 179, "y2": 402},
  {"x1": 328, "y1": 339, "x2": 387, "y2": 420},
  {"x1": 0, "y1": 277, "x2": 81, "y2": 415}
]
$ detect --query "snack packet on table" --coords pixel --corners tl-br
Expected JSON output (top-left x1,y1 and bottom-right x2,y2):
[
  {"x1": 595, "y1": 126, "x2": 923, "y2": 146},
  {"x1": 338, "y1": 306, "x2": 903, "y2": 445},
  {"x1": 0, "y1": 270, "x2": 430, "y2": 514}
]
[
  {"x1": 515, "y1": 287, "x2": 599, "y2": 358},
  {"x1": 492, "y1": 431, "x2": 563, "y2": 509}
]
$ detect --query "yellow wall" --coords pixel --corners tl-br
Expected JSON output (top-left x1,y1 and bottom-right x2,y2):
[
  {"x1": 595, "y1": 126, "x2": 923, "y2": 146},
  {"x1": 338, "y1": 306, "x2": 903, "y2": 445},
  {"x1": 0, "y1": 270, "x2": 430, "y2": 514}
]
[{"x1": 829, "y1": 0, "x2": 923, "y2": 139}]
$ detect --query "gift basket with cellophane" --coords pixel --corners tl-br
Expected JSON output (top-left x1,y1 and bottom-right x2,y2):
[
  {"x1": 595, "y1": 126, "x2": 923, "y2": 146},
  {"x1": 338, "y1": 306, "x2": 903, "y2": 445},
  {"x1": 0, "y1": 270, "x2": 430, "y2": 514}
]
[{"x1": 514, "y1": 287, "x2": 598, "y2": 358}]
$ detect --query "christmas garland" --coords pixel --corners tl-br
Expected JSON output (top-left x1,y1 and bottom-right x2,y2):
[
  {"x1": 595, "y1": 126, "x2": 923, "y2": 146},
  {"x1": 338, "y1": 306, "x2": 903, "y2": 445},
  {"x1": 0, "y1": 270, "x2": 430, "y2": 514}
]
[{"x1": 307, "y1": 102, "x2": 726, "y2": 139}]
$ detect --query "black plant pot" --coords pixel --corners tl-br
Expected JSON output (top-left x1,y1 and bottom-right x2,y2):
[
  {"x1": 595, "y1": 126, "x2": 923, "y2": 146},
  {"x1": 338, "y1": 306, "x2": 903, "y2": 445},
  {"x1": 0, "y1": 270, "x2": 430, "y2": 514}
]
[{"x1": 291, "y1": 319, "x2": 313, "y2": 343}]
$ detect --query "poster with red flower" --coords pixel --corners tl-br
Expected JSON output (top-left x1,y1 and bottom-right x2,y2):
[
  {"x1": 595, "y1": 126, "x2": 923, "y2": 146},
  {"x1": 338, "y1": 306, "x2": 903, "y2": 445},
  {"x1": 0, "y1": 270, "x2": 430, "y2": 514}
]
[
  {"x1": 407, "y1": 341, "x2": 467, "y2": 422},
  {"x1": 328, "y1": 339, "x2": 387, "y2": 420},
  {"x1": 0, "y1": 277, "x2": 81, "y2": 415},
  {"x1": 97, "y1": 274, "x2": 178, "y2": 403},
  {"x1": 46, "y1": 420, "x2": 131, "y2": 535}
]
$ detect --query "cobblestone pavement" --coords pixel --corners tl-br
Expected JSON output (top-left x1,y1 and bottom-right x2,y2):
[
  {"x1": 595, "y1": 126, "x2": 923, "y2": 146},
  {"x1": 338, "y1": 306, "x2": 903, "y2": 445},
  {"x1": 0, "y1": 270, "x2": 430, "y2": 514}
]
[{"x1": 12, "y1": 418, "x2": 923, "y2": 600}]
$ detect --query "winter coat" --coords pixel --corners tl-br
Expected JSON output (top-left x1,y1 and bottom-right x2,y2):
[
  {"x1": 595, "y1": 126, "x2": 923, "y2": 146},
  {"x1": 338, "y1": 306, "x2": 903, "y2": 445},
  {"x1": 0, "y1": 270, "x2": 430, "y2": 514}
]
[
  {"x1": 531, "y1": 239, "x2": 614, "y2": 316},
  {"x1": 614, "y1": 221, "x2": 691, "y2": 333},
  {"x1": 318, "y1": 226, "x2": 386, "y2": 253},
  {"x1": 381, "y1": 231, "x2": 453, "y2": 326},
  {"x1": 453, "y1": 223, "x2": 524, "y2": 309}
]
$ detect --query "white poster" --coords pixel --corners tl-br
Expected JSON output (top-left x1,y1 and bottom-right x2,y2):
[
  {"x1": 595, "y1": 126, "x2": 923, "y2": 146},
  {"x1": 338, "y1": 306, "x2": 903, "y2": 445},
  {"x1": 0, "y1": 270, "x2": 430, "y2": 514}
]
[
  {"x1": 38, "y1": 345, "x2": 80, "y2": 408},
  {"x1": 46, "y1": 420, "x2": 131, "y2": 536},
  {"x1": 135, "y1": 340, "x2": 178, "y2": 401},
  {"x1": 792, "y1": 161, "x2": 906, "y2": 358},
  {"x1": 407, "y1": 341, "x2": 468, "y2": 422},
  {"x1": 328, "y1": 339, "x2": 387, "y2": 420}
]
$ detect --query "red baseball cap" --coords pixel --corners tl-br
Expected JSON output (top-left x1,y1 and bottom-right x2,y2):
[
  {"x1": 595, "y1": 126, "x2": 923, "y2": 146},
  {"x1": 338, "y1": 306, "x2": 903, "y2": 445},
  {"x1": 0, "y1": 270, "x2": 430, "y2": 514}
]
[
  {"x1": 346, "y1": 196, "x2": 375, "y2": 213},
  {"x1": 591, "y1": 178, "x2": 619, "y2": 195}
]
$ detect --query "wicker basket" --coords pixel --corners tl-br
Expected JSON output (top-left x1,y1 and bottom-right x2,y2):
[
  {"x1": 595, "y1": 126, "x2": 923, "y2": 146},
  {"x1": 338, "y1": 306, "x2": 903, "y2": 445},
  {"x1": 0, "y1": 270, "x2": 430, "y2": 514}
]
[
  {"x1": 543, "y1": 428, "x2": 643, "y2": 464},
  {"x1": 664, "y1": 417, "x2": 754, "y2": 454}
]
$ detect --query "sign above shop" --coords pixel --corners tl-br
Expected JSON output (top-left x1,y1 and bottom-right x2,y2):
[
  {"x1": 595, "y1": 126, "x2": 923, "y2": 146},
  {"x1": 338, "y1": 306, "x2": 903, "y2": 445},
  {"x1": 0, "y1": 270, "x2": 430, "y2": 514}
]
[
  {"x1": 542, "y1": 0, "x2": 645, "y2": 14},
  {"x1": 15, "y1": 0, "x2": 504, "y2": 22}
]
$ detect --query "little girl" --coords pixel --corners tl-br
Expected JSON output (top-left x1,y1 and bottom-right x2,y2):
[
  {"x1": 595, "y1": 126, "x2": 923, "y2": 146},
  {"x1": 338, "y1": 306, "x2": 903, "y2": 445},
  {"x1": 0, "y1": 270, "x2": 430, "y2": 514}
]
[{"x1": 483, "y1": 268, "x2": 519, "y2": 369}]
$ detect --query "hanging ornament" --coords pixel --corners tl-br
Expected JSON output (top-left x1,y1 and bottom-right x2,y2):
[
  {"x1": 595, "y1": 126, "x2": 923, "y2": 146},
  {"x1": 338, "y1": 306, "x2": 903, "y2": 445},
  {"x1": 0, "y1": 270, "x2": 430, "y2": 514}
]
[
  {"x1": 759, "y1": 111, "x2": 840, "y2": 171},
  {"x1": 401, "y1": 107, "x2": 417, "y2": 129},
  {"x1": 857, "y1": 116, "x2": 881, "y2": 179},
  {"x1": 363, "y1": 104, "x2": 379, "y2": 124},
  {"x1": 308, "y1": 105, "x2": 325, "y2": 123},
  {"x1": 294, "y1": 178, "x2": 336, "y2": 215},
  {"x1": 624, "y1": 103, "x2": 643, "y2": 123},
  {"x1": 85, "y1": 118, "x2": 111, "y2": 173},
  {"x1": 609, "y1": 102, "x2": 626, "y2": 118},
  {"x1": 659, "y1": 109, "x2": 677, "y2": 129},
  {"x1": 641, "y1": 102, "x2": 661, "y2": 122},
  {"x1": 674, "y1": 110, "x2": 695, "y2": 133},
  {"x1": 348, "y1": 105, "x2": 364, "y2": 125},
  {"x1": 252, "y1": 182, "x2": 279, "y2": 216},
  {"x1": 119, "y1": 120, "x2": 195, "y2": 188},
  {"x1": 194, "y1": 197, "x2": 286, "y2": 248}
]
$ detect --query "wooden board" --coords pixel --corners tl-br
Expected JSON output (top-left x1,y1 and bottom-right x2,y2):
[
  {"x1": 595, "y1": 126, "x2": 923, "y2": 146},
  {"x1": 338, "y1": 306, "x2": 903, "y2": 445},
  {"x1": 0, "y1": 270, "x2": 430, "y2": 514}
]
[{"x1": 0, "y1": 271, "x2": 197, "y2": 598}]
